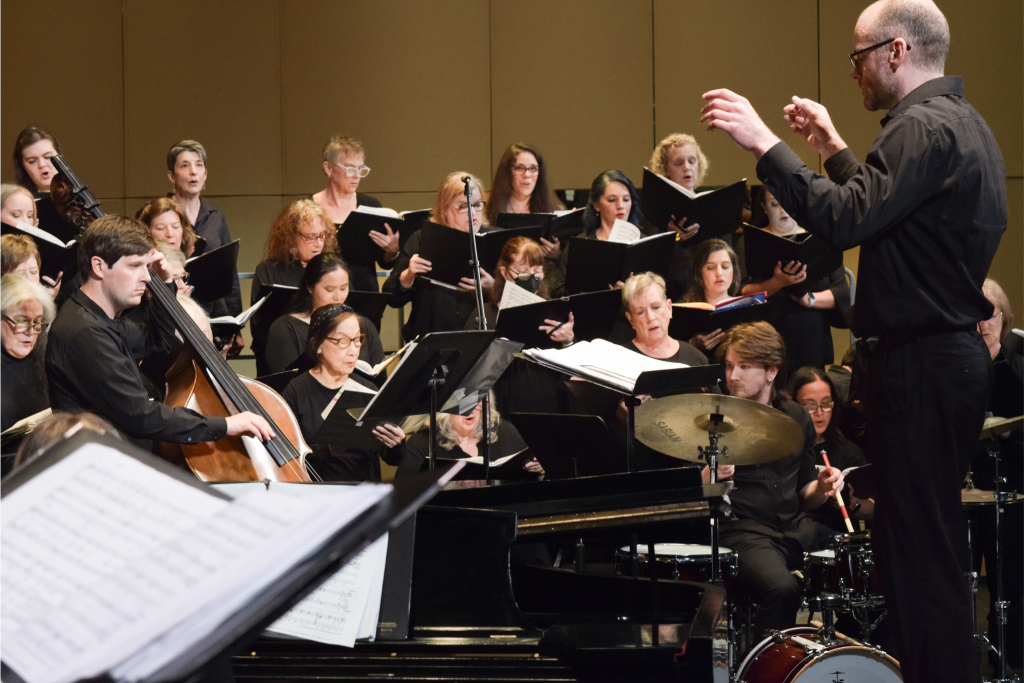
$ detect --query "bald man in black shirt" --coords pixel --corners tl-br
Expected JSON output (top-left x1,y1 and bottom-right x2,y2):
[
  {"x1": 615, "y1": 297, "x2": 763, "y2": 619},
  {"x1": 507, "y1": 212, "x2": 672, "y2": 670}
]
[{"x1": 700, "y1": 2, "x2": 1004, "y2": 681}]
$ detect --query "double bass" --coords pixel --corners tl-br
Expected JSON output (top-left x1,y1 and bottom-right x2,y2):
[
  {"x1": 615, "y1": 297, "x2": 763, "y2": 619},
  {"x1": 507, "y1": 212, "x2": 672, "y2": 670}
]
[{"x1": 50, "y1": 157, "x2": 312, "y2": 482}]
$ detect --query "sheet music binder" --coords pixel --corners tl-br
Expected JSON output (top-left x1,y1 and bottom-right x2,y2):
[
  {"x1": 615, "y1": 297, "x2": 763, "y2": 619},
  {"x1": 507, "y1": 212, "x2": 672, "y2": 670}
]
[
  {"x1": 495, "y1": 209, "x2": 584, "y2": 242},
  {"x1": 494, "y1": 289, "x2": 622, "y2": 349},
  {"x1": 345, "y1": 290, "x2": 390, "y2": 333},
  {"x1": 0, "y1": 220, "x2": 78, "y2": 281},
  {"x1": 185, "y1": 239, "x2": 240, "y2": 304},
  {"x1": 742, "y1": 224, "x2": 844, "y2": 296},
  {"x1": 640, "y1": 169, "x2": 746, "y2": 243},
  {"x1": 510, "y1": 413, "x2": 627, "y2": 478},
  {"x1": 563, "y1": 232, "x2": 675, "y2": 295},
  {"x1": 417, "y1": 222, "x2": 544, "y2": 286},
  {"x1": 337, "y1": 211, "x2": 419, "y2": 267},
  {"x1": 668, "y1": 301, "x2": 773, "y2": 340},
  {"x1": 0, "y1": 429, "x2": 461, "y2": 683}
]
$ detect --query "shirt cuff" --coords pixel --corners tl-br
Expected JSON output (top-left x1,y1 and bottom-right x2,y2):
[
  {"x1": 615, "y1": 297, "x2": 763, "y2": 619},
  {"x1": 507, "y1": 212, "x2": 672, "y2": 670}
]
[
  {"x1": 823, "y1": 148, "x2": 860, "y2": 183},
  {"x1": 755, "y1": 141, "x2": 807, "y2": 184}
]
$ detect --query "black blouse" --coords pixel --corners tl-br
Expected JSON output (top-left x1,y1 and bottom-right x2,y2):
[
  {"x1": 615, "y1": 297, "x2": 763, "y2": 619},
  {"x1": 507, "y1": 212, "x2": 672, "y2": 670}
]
[
  {"x1": 264, "y1": 313, "x2": 384, "y2": 374},
  {"x1": 328, "y1": 193, "x2": 397, "y2": 294},
  {"x1": 281, "y1": 370, "x2": 400, "y2": 482},
  {"x1": 250, "y1": 259, "x2": 306, "y2": 377},
  {"x1": 1, "y1": 348, "x2": 49, "y2": 433}
]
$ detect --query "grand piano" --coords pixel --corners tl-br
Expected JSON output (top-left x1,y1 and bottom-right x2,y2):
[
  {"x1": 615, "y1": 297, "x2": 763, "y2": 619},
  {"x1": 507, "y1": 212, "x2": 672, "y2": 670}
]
[{"x1": 233, "y1": 467, "x2": 732, "y2": 682}]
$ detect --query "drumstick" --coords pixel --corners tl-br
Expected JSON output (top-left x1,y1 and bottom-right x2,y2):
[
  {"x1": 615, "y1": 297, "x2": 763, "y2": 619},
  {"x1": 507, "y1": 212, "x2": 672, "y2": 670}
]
[{"x1": 821, "y1": 451, "x2": 855, "y2": 533}]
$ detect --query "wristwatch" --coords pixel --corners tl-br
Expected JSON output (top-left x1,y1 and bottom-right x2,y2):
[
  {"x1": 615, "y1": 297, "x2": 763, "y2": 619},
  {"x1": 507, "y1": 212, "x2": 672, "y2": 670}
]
[
  {"x1": 850, "y1": 498, "x2": 862, "y2": 515},
  {"x1": 806, "y1": 292, "x2": 816, "y2": 307}
]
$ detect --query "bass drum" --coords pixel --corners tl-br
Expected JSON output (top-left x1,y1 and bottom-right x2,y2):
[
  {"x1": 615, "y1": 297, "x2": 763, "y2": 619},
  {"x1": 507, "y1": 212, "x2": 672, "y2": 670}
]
[{"x1": 736, "y1": 627, "x2": 902, "y2": 682}]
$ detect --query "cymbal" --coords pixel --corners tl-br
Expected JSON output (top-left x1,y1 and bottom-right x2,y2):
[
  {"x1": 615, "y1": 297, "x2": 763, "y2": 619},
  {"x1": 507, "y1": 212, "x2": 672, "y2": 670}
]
[
  {"x1": 979, "y1": 415, "x2": 1024, "y2": 440},
  {"x1": 635, "y1": 393, "x2": 805, "y2": 466},
  {"x1": 961, "y1": 488, "x2": 1020, "y2": 507}
]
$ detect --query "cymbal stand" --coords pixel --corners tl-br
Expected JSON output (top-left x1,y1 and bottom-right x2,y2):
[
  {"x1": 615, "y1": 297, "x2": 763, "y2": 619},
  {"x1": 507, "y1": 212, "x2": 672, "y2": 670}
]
[
  {"x1": 982, "y1": 434, "x2": 1019, "y2": 683},
  {"x1": 697, "y1": 418, "x2": 726, "y2": 587}
]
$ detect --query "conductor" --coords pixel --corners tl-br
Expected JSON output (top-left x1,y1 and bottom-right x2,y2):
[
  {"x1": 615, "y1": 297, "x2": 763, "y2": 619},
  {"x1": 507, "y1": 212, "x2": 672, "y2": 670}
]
[{"x1": 699, "y1": 1, "x2": 1006, "y2": 682}]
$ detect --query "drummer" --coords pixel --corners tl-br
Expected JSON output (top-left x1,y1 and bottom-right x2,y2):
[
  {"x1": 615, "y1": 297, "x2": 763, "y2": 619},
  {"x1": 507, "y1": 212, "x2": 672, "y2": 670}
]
[{"x1": 713, "y1": 322, "x2": 844, "y2": 644}]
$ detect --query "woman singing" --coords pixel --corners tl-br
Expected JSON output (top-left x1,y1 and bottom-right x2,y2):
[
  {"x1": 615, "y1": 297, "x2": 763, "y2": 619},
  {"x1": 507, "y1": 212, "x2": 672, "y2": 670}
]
[
  {"x1": 486, "y1": 143, "x2": 565, "y2": 258},
  {"x1": 681, "y1": 238, "x2": 743, "y2": 356}
]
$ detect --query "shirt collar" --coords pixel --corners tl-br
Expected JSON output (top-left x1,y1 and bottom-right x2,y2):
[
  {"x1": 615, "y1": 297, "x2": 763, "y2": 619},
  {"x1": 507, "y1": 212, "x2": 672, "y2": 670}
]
[
  {"x1": 882, "y1": 76, "x2": 964, "y2": 127},
  {"x1": 71, "y1": 287, "x2": 119, "y2": 327}
]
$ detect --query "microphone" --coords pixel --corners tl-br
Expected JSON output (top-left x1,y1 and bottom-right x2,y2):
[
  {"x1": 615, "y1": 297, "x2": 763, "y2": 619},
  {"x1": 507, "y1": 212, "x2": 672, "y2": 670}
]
[{"x1": 461, "y1": 175, "x2": 472, "y2": 184}]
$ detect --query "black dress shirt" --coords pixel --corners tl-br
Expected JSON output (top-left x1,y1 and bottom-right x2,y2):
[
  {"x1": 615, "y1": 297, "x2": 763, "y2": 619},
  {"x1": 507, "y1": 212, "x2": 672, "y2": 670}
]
[
  {"x1": 382, "y1": 228, "x2": 490, "y2": 341},
  {"x1": 264, "y1": 313, "x2": 384, "y2": 374},
  {"x1": 45, "y1": 289, "x2": 227, "y2": 450},
  {"x1": 756, "y1": 76, "x2": 1006, "y2": 338},
  {"x1": 250, "y1": 259, "x2": 306, "y2": 376},
  {"x1": 723, "y1": 398, "x2": 827, "y2": 551},
  {"x1": 760, "y1": 264, "x2": 851, "y2": 370}
]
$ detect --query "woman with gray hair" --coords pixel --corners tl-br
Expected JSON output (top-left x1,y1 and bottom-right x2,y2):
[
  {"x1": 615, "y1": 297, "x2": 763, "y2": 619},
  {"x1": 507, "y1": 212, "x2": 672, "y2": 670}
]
[
  {"x1": 1, "y1": 273, "x2": 55, "y2": 431},
  {"x1": 620, "y1": 271, "x2": 707, "y2": 366}
]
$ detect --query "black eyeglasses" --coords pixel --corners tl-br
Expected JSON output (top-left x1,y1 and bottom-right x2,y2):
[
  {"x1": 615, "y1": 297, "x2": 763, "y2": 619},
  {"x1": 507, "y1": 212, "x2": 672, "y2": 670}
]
[
  {"x1": 325, "y1": 334, "x2": 365, "y2": 349},
  {"x1": 2, "y1": 315, "x2": 48, "y2": 334},
  {"x1": 848, "y1": 38, "x2": 910, "y2": 71}
]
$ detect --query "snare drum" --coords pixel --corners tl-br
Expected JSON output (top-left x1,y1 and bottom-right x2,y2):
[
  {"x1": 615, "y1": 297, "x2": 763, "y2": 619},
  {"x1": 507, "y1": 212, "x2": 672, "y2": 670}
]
[
  {"x1": 736, "y1": 626, "x2": 903, "y2": 682},
  {"x1": 803, "y1": 533, "x2": 884, "y2": 604},
  {"x1": 614, "y1": 543, "x2": 738, "y2": 584}
]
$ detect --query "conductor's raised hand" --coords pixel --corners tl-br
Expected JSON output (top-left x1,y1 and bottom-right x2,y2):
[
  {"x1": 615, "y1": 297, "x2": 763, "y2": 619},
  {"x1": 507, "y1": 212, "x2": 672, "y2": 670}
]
[
  {"x1": 700, "y1": 89, "x2": 781, "y2": 158},
  {"x1": 369, "y1": 223, "x2": 401, "y2": 261},
  {"x1": 783, "y1": 96, "x2": 847, "y2": 160},
  {"x1": 226, "y1": 411, "x2": 276, "y2": 441}
]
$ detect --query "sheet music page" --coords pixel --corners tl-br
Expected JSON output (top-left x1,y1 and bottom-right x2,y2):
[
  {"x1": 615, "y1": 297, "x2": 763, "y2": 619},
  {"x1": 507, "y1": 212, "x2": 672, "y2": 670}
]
[
  {"x1": 15, "y1": 220, "x2": 68, "y2": 247},
  {"x1": 525, "y1": 339, "x2": 687, "y2": 391},
  {"x1": 353, "y1": 205, "x2": 400, "y2": 219},
  {"x1": 654, "y1": 171, "x2": 697, "y2": 199},
  {"x1": 210, "y1": 295, "x2": 268, "y2": 326},
  {"x1": 266, "y1": 533, "x2": 389, "y2": 647},
  {"x1": 357, "y1": 533, "x2": 389, "y2": 640},
  {"x1": 607, "y1": 218, "x2": 641, "y2": 244},
  {"x1": 498, "y1": 281, "x2": 545, "y2": 310},
  {"x1": 321, "y1": 377, "x2": 378, "y2": 420}
]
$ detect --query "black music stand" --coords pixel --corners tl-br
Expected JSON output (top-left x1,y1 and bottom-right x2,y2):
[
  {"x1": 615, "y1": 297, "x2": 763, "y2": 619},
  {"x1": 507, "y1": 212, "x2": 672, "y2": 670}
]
[
  {"x1": 510, "y1": 413, "x2": 626, "y2": 478},
  {"x1": 353, "y1": 331, "x2": 521, "y2": 470}
]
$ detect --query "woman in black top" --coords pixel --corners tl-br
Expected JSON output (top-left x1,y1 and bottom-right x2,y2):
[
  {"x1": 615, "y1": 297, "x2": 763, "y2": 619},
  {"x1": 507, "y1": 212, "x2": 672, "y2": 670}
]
[
  {"x1": 486, "y1": 143, "x2": 565, "y2": 259},
  {"x1": 251, "y1": 199, "x2": 339, "y2": 376},
  {"x1": 550, "y1": 169, "x2": 644, "y2": 298},
  {"x1": 680, "y1": 238, "x2": 744, "y2": 358},
  {"x1": 397, "y1": 397, "x2": 541, "y2": 480},
  {"x1": 1, "y1": 274, "x2": 54, "y2": 432},
  {"x1": 265, "y1": 253, "x2": 384, "y2": 374},
  {"x1": 790, "y1": 366, "x2": 872, "y2": 528},
  {"x1": 741, "y1": 189, "x2": 850, "y2": 371},
  {"x1": 383, "y1": 172, "x2": 495, "y2": 341},
  {"x1": 620, "y1": 272, "x2": 707, "y2": 366},
  {"x1": 281, "y1": 305, "x2": 403, "y2": 482},
  {"x1": 311, "y1": 134, "x2": 398, "y2": 293}
]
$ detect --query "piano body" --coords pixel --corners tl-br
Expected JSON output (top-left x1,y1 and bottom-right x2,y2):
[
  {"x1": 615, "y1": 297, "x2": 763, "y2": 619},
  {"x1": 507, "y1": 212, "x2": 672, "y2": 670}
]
[{"x1": 233, "y1": 468, "x2": 732, "y2": 682}]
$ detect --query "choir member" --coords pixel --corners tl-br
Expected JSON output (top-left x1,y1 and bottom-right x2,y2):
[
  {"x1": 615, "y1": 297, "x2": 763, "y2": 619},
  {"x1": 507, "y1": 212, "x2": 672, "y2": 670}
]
[
  {"x1": 396, "y1": 395, "x2": 541, "y2": 479},
  {"x1": 467, "y1": 236, "x2": 576, "y2": 416},
  {"x1": 165, "y1": 140, "x2": 242, "y2": 315},
  {"x1": 1, "y1": 274, "x2": 54, "y2": 432},
  {"x1": 550, "y1": 169, "x2": 643, "y2": 297},
  {"x1": 790, "y1": 366, "x2": 872, "y2": 526},
  {"x1": 153, "y1": 240, "x2": 193, "y2": 297},
  {"x1": 1, "y1": 234, "x2": 60, "y2": 299},
  {"x1": 264, "y1": 252, "x2": 384, "y2": 374},
  {"x1": 648, "y1": 133, "x2": 714, "y2": 299},
  {"x1": 620, "y1": 271, "x2": 707, "y2": 365},
  {"x1": 250, "y1": 199, "x2": 339, "y2": 376},
  {"x1": 972, "y1": 278, "x2": 1023, "y2": 668},
  {"x1": 312, "y1": 133, "x2": 398, "y2": 293},
  {"x1": 281, "y1": 304, "x2": 403, "y2": 482},
  {"x1": 383, "y1": 172, "x2": 495, "y2": 340},
  {"x1": 13, "y1": 412, "x2": 120, "y2": 472},
  {"x1": 741, "y1": 189, "x2": 850, "y2": 370},
  {"x1": 12, "y1": 126, "x2": 75, "y2": 244},
  {"x1": 139, "y1": 197, "x2": 198, "y2": 257},
  {"x1": 486, "y1": 143, "x2": 565, "y2": 258},
  {"x1": 714, "y1": 322, "x2": 843, "y2": 643},
  {"x1": 1, "y1": 183, "x2": 37, "y2": 225},
  {"x1": 680, "y1": 238, "x2": 742, "y2": 355}
]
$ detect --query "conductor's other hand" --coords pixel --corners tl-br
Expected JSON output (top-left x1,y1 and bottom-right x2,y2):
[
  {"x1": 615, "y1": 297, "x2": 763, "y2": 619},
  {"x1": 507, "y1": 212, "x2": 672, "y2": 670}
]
[
  {"x1": 226, "y1": 412, "x2": 275, "y2": 441},
  {"x1": 818, "y1": 466, "x2": 845, "y2": 498},
  {"x1": 700, "y1": 89, "x2": 781, "y2": 157},
  {"x1": 783, "y1": 96, "x2": 847, "y2": 160}
]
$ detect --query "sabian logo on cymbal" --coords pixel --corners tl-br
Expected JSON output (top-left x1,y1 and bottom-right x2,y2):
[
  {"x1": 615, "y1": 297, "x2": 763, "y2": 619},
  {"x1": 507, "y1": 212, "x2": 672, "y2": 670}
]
[{"x1": 655, "y1": 421, "x2": 682, "y2": 443}]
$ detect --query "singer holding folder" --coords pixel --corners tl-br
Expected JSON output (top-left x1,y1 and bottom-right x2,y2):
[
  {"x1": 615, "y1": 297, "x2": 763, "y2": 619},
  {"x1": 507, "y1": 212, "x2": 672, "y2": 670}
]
[
  {"x1": 486, "y1": 143, "x2": 566, "y2": 259},
  {"x1": 680, "y1": 239, "x2": 743, "y2": 357},
  {"x1": 383, "y1": 172, "x2": 495, "y2": 340}
]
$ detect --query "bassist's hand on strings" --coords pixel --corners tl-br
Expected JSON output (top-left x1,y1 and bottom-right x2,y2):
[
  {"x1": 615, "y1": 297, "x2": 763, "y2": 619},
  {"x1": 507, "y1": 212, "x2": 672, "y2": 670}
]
[{"x1": 226, "y1": 412, "x2": 275, "y2": 441}]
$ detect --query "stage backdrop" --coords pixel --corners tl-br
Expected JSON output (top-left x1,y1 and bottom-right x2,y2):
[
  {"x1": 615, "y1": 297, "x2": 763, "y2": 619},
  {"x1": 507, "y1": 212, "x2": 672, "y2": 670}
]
[{"x1": 3, "y1": 0, "x2": 1020, "y2": 361}]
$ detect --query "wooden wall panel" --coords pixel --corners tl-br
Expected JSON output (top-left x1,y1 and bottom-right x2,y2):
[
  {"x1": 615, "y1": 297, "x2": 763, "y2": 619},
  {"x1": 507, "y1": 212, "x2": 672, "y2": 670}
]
[
  {"x1": 279, "y1": 1, "x2": 491, "y2": 196},
  {"x1": 122, "y1": 0, "x2": 282, "y2": 199},
  {"x1": 989, "y1": 178, "x2": 1023, "y2": 322},
  {"x1": 655, "y1": 0, "x2": 819, "y2": 186},
  {"x1": 0, "y1": 0, "x2": 124, "y2": 198},
  {"x1": 491, "y1": 0, "x2": 654, "y2": 190}
]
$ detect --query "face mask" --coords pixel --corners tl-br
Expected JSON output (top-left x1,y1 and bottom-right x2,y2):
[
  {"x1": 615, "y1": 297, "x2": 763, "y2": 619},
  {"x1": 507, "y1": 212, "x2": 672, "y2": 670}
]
[{"x1": 514, "y1": 273, "x2": 542, "y2": 294}]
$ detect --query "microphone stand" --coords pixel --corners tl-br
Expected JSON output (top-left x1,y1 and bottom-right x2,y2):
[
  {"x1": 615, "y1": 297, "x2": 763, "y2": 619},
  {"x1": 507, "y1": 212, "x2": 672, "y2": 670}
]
[{"x1": 462, "y1": 177, "x2": 493, "y2": 482}]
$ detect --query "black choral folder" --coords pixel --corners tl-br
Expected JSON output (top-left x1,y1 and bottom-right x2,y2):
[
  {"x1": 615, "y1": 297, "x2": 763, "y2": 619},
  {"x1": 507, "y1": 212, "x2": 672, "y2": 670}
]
[
  {"x1": 669, "y1": 301, "x2": 772, "y2": 340},
  {"x1": 563, "y1": 232, "x2": 676, "y2": 294},
  {"x1": 0, "y1": 428, "x2": 460, "y2": 683},
  {"x1": 337, "y1": 210, "x2": 421, "y2": 267},
  {"x1": 743, "y1": 225, "x2": 844, "y2": 296},
  {"x1": 640, "y1": 169, "x2": 746, "y2": 243},
  {"x1": 345, "y1": 290, "x2": 390, "y2": 333},
  {"x1": 494, "y1": 288, "x2": 622, "y2": 348},
  {"x1": 0, "y1": 220, "x2": 78, "y2": 281},
  {"x1": 185, "y1": 238, "x2": 240, "y2": 304},
  {"x1": 496, "y1": 208, "x2": 585, "y2": 242},
  {"x1": 417, "y1": 222, "x2": 543, "y2": 287}
]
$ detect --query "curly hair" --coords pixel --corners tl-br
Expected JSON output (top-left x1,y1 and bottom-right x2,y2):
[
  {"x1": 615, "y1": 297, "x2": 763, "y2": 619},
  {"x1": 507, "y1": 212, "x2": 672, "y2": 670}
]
[
  {"x1": 264, "y1": 199, "x2": 338, "y2": 263},
  {"x1": 138, "y1": 197, "x2": 198, "y2": 257},
  {"x1": 649, "y1": 133, "x2": 709, "y2": 187}
]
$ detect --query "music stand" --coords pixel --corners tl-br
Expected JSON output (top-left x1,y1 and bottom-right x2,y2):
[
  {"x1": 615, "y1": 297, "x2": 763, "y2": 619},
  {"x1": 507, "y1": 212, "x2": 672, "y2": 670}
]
[{"x1": 509, "y1": 413, "x2": 626, "y2": 478}]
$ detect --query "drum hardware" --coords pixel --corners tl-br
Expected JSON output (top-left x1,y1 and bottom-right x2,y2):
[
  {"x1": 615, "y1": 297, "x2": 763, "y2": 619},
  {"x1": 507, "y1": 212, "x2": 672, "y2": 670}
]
[
  {"x1": 964, "y1": 414, "x2": 1023, "y2": 683},
  {"x1": 735, "y1": 626, "x2": 903, "y2": 682}
]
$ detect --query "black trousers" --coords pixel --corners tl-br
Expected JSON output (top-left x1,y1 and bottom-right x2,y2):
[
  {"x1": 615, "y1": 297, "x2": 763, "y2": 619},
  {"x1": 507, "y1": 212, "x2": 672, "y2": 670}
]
[
  {"x1": 866, "y1": 330, "x2": 991, "y2": 683},
  {"x1": 721, "y1": 530, "x2": 806, "y2": 645}
]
